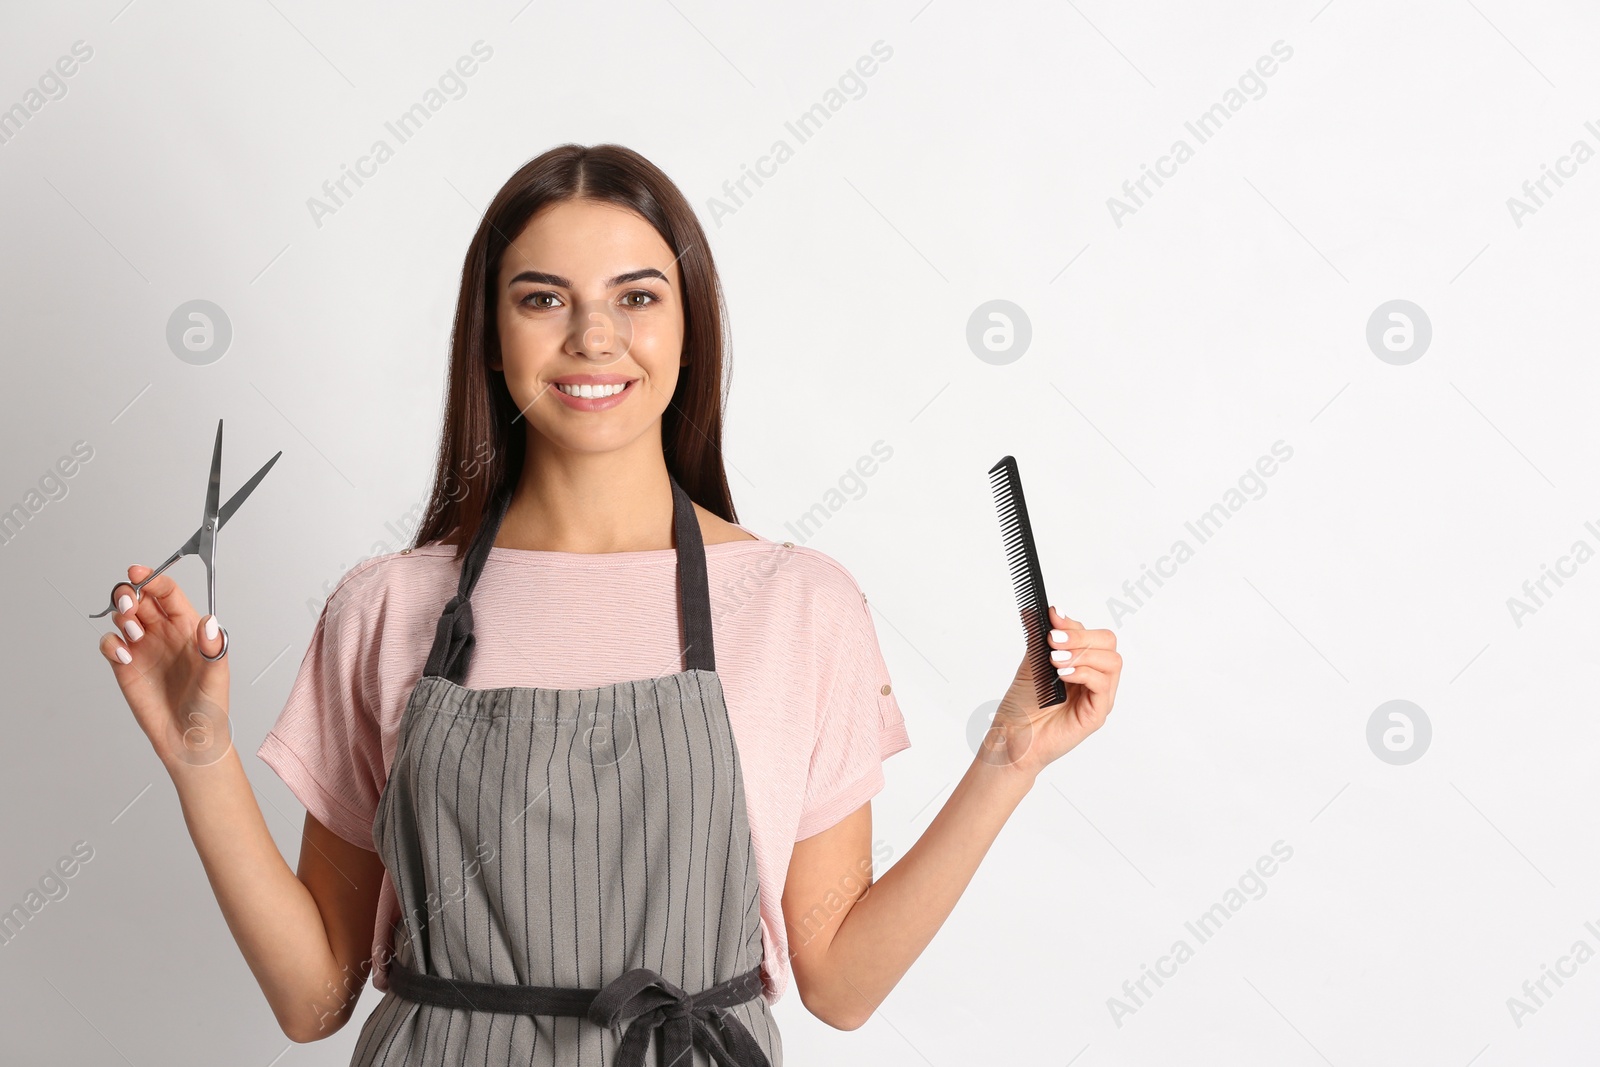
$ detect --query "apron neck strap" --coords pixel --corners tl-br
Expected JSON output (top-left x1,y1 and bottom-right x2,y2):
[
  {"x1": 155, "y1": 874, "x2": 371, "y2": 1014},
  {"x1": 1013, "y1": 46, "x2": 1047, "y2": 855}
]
[
  {"x1": 670, "y1": 475, "x2": 716, "y2": 674},
  {"x1": 423, "y1": 472, "x2": 716, "y2": 684}
]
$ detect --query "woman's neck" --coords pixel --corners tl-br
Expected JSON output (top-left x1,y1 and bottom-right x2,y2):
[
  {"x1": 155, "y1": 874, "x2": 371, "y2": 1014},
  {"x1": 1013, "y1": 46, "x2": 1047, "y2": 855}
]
[{"x1": 494, "y1": 444, "x2": 680, "y2": 554}]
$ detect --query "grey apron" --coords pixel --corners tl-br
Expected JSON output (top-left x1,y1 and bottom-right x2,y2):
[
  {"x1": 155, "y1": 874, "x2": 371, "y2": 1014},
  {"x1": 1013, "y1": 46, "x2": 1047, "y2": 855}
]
[{"x1": 348, "y1": 474, "x2": 780, "y2": 1067}]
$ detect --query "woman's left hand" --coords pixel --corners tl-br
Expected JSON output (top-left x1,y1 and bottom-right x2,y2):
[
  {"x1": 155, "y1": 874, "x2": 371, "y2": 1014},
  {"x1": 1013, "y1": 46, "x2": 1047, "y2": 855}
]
[{"x1": 983, "y1": 605, "x2": 1122, "y2": 779}]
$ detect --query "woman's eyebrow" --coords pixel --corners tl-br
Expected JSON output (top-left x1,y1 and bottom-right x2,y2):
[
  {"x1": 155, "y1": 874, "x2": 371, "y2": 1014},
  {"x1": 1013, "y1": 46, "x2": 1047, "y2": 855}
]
[{"x1": 508, "y1": 267, "x2": 668, "y2": 288}]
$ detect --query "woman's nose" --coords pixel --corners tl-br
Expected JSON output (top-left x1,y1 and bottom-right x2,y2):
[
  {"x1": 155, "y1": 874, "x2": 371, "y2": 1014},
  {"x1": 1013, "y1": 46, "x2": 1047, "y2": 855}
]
[{"x1": 567, "y1": 298, "x2": 633, "y2": 366}]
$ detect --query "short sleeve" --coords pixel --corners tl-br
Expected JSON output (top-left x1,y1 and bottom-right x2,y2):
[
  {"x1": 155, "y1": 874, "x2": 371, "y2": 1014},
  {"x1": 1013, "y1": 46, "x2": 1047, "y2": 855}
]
[
  {"x1": 255, "y1": 564, "x2": 388, "y2": 852},
  {"x1": 794, "y1": 566, "x2": 912, "y2": 841}
]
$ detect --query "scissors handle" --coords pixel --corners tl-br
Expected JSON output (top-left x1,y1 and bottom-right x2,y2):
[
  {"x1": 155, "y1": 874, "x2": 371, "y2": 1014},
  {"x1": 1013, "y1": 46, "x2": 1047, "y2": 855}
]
[
  {"x1": 200, "y1": 623, "x2": 229, "y2": 661},
  {"x1": 89, "y1": 546, "x2": 186, "y2": 619}
]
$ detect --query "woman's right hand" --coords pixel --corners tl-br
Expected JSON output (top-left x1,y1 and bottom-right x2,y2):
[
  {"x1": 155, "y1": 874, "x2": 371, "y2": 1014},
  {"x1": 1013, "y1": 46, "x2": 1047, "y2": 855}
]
[{"x1": 98, "y1": 564, "x2": 233, "y2": 771}]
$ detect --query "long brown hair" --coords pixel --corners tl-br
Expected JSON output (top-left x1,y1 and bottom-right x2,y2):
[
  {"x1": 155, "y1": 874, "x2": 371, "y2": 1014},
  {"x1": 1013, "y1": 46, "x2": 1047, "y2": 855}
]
[{"x1": 410, "y1": 143, "x2": 737, "y2": 559}]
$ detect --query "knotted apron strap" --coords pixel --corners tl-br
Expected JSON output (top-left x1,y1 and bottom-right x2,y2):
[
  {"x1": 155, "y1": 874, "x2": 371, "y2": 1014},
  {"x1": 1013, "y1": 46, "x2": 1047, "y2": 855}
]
[
  {"x1": 422, "y1": 467, "x2": 518, "y2": 684},
  {"x1": 586, "y1": 967, "x2": 770, "y2": 1067},
  {"x1": 386, "y1": 957, "x2": 771, "y2": 1067}
]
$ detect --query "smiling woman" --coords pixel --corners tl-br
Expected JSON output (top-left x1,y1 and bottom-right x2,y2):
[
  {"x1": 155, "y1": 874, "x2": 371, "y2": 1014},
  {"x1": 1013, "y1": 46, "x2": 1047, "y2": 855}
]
[{"x1": 266, "y1": 145, "x2": 877, "y2": 1066}]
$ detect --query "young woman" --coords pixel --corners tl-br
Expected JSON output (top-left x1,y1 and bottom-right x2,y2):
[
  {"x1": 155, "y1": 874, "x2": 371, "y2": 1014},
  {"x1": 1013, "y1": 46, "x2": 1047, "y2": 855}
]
[{"x1": 98, "y1": 143, "x2": 1123, "y2": 1066}]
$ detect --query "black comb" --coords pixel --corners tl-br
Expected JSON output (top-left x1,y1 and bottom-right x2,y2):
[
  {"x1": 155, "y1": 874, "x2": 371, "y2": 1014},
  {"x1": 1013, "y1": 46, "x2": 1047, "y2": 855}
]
[{"x1": 988, "y1": 455, "x2": 1066, "y2": 709}]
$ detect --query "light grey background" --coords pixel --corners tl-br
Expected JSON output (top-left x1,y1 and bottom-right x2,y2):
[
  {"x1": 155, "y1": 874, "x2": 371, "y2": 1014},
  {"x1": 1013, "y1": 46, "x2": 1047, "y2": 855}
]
[{"x1": 3, "y1": 0, "x2": 1597, "y2": 1063}]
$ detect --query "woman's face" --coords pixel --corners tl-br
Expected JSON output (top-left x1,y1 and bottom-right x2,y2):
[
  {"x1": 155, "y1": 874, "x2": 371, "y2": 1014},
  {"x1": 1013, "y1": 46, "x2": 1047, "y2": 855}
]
[{"x1": 492, "y1": 198, "x2": 685, "y2": 454}]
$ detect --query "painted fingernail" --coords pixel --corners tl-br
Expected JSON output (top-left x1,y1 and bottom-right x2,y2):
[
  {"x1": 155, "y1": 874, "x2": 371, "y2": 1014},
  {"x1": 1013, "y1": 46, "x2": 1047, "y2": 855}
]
[
  {"x1": 118, "y1": 594, "x2": 133, "y2": 613},
  {"x1": 124, "y1": 618, "x2": 144, "y2": 642},
  {"x1": 115, "y1": 646, "x2": 132, "y2": 664},
  {"x1": 204, "y1": 616, "x2": 219, "y2": 641},
  {"x1": 1051, "y1": 649, "x2": 1072, "y2": 664},
  {"x1": 1050, "y1": 629, "x2": 1069, "y2": 642},
  {"x1": 1058, "y1": 666, "x2": 1075, "y2": 676}
]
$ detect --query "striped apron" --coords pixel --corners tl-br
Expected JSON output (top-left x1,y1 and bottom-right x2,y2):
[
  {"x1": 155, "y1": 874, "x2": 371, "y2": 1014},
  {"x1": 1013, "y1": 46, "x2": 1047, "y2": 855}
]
[{"x1": 349, "y1": 474, "x2": 780, "y2": 1067}]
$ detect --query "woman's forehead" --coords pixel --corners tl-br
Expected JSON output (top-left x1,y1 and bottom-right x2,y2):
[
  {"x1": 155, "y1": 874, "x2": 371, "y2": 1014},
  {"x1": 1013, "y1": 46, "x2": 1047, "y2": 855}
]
[{"x1": 501, "y1": 201, "x2": 676, "y2": 284}]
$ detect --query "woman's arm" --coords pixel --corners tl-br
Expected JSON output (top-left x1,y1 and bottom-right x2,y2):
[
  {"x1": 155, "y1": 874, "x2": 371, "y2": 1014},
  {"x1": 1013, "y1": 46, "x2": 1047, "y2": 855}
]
[
  {"x1": 783, "y1": 606, "x2": 1120, "y2": 1029},
  {"x1": 166, "y1": 754, "x2": 385, "y2": 1041},
  {"x1": 782, "y1": 758, "x2": 1032, "y2": 1029},
  {"x1": 294, "y1": 813, "x2": 387, "y2": 1036},
  {"x1": 101, "y1": 564, "x2": 384, "y2": 1042}
]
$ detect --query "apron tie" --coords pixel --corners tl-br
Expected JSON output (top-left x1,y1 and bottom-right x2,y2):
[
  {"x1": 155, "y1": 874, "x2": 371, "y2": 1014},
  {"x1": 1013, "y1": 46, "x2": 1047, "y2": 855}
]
[
  {"x1": 387, "y1": 955, "x2": 770, "y2": 1067},
  {"x1": 586, "y1": 967, "x2": 771, "y2": 1067}
]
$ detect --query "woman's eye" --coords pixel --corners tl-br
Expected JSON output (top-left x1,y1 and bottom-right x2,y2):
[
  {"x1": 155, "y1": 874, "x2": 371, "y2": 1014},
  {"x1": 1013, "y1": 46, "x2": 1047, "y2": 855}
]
[
  {"x1": 522, "y1": 291, "x2": 561, "y2": 309},
  {"x1": 621, "y1": 290, "x2": 658, "y2": 309}
]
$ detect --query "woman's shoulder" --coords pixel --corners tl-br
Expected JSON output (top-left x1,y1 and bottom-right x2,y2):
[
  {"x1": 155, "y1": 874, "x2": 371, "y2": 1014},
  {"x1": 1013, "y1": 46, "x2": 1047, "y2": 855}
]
[
  {"x1": 318, "y1": 543, "x2": 459, "y2": 626},
  {"x1": 723, "y1": 530, "x2": 873, "y2": 611},
  {"x1": 791, "y1": 544, "x2": 873, "y2": 605}
]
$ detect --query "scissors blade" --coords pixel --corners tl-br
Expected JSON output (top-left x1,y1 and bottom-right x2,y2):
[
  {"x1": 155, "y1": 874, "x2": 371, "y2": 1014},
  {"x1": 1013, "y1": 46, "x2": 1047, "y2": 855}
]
[
  {"x1": 217, "y1": 450, "x2": 281, "y2": 529},
  {"x1": 197, "y1": 420, "x2": 223, "y2": 615},
  {"x1": 203, "y1": 420, "x2": 223, "y2": 529},
  {"x1": 162, "y1": 444, "x2": 280, "y2": 568},
  {"x1": 198, "y1": 421, "x2": 221, "y2": 563}
]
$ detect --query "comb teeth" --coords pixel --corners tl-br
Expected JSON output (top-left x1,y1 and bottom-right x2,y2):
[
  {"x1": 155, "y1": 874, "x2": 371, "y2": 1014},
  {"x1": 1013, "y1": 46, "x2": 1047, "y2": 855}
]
[{"x1": 989, "y1": 455, "x2": 1066, "y2": 710}]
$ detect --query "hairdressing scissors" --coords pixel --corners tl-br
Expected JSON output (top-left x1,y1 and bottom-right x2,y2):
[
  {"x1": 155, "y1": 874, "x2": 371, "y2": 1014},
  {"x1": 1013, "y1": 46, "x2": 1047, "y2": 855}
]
[{"x1": 90, "y1": 420, "x2": 281, "y2": 661}]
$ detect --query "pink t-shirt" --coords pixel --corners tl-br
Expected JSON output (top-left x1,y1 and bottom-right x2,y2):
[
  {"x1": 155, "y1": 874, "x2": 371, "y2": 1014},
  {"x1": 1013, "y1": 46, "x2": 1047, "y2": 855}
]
[{"x1": 255, "y1": 524, "x2": 911, "y2": 1005}]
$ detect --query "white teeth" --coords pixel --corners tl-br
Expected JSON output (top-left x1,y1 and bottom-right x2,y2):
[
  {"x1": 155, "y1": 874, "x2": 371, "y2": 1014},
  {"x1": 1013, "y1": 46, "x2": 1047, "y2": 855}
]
[{"x1": 556, "y1": 381, "x2": 628, "y2": 398}]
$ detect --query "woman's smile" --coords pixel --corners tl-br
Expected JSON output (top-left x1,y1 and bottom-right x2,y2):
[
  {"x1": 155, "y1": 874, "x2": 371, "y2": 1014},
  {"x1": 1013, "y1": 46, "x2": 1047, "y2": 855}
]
[{"x1": 548, "y1": 373, "x2": 639, "y2": 411}]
